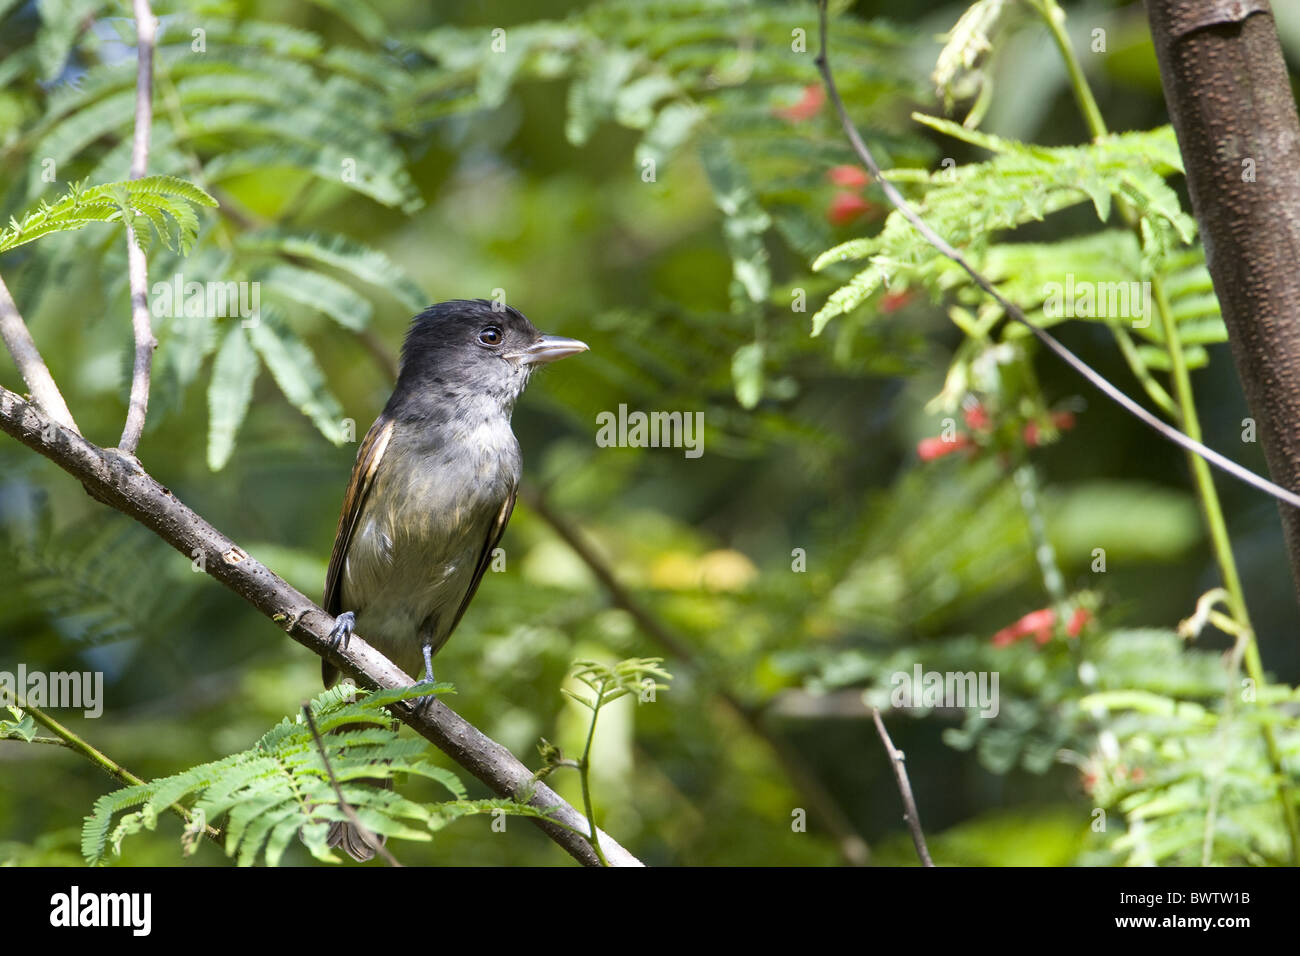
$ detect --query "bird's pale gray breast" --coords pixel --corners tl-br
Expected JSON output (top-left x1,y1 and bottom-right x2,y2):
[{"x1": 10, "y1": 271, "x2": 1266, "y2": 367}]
[{"x1": 341, "y1": 415, "x2": 521, "y2": 676}]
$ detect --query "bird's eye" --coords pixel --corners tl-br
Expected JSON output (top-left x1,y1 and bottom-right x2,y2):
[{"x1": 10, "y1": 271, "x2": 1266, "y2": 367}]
[{"x1": 478, "y1": 327, "x2": 503, "y2": 347}]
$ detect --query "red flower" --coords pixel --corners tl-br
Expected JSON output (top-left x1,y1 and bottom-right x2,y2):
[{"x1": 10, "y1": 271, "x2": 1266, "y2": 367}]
[
  {"x1": 1024, "y1": 410, "x2": 1078, "y2": 447},
  {"x1": 821, "y1": 192, "x2": 873, "y2": 226},
  {"x1": 827, "y1": 192, "x2": 873, "y2": 225},
  {"x1": 879, "y1": 290, "x2": 914, "y2": 313},
  {"x1": 991, "y1": 607, "x2": 1056, "y2": 646},
  {"x1": 774, "y1": 84, "x2": 825, "y2": 122},
  {"x1": 1024, "y1": 608, "x2": 1056, "y2": 644},
  {"x1": 827, "y1": 164, "x2": 869, "y2": 188},
  {"x1": 993, "y1": 605, "x2": 1089, "y2": 646},
  {"x1": 1066, "y1": 606, "x2": 1091, "y2": 637},
  {"x1": 917, "y1": 433, "x2": 971, "y2": 461},
  {"x1": 963, "y1": 403, "x2": 990, "y2": 431}
]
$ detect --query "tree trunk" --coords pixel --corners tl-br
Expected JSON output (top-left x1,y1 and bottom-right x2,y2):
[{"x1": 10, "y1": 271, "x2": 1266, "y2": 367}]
[{"x1": 1145, "y1": 0, "x2": 1300, "y2": 610}]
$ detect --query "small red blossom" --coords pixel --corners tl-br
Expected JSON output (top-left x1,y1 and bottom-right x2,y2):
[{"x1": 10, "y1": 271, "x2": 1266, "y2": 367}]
[
  {"x1": 774, "y1": 84, "x2": 825, "y2": 122},
  {"x1": 993, "y1": 605, "x2": 1089, "y2": 647},
  {"x1": 1066, "y1": 606, "x2": 1091, "y2": 637},
  {"x1": 827, "y1": 191, "x2": 873, "y2": 225},
  {"x1": 1024, "y1": 608, "x2": 1057, "y2": 644},
  {"x1": 991, "y1": 607, "x2": 1056, "y2": 647},
  {"x1": 917, "y1": 433, "x2": 971, "y2": 461},
  {"x1": 827, "y1": 164, "x2": 869, "y2": 188},
  {"x1": 963, "y1": 403, "x2": 991, "y2": 431},
  {"x1": 878, "y1": 289, "x2": 914, "y2": 313},
  {"x1": 1024, "y1": 410, "x2": 1079, "y2": 447}
]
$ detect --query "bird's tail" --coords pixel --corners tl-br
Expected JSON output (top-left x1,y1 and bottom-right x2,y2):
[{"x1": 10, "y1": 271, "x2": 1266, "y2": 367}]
[
  {"x1": 317, "y1": 709, "x2": 395, "y2": 862},
  {"x1": 327, "y1": 819, "x2": 387, "y2": 862}
]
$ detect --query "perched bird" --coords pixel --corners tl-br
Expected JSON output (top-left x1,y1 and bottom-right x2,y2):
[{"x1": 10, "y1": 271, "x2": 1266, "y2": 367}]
[{"x1": 321, "y1": 299, "x2": 588, "y2": 860}]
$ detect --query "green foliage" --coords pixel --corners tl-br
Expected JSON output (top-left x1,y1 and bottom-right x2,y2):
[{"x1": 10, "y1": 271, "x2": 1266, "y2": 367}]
[
  {"x1": 246, "y1": 307, "x2": 347, "y2": 446},
  {"x1": 3, "y1": 0, "x2": 430, "y2": 456},
  {"x1": 235, "y1": 230, "x2": 427, "y2": 314},
  {"x1": 4, "y1": 0, "x2": 1300, "y2": 870},
  {"x1": 796, "y1": 0, "x2": 1300, "y2": 869},
  {"x1": 1081, "y1": 678, "x2": 1300, "y2": 866},
  {"x1": 0, "y1": 492, "x2": 199, "y2": 646},
  {"x1": 82, "y1": 684, "x2": 555, "y2": 866},
  {"x1": 417, "y1": 0, "x2": 922, "y2": 406},
  {"x1": 811, "y1": 122, "x2": 1194, "y2": 334},
  {"x1": 562, "y1": 657, "x2": 672, "y2": 712},
  {"x1": 0, "y1": 176, "x2": 215, "y2": 255},
  {"x1": 206, "y1": 324, "x2": 259, "y2": 470},
  {"x1": 1, "y1": 706, "x2": 37, "y2": 742}
]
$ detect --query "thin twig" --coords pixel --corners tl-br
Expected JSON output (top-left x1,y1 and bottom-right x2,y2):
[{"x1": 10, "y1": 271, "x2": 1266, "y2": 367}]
[
  {"x1": 1, "y1": 734, "x2": 74, "y2": 747},
  {"x1": 871, "y1": 708, "x2": 934, "y2": 867},
  {"x1": 0, "y1": 276, "x2": 79, "y2": 434},
  {"x1": 813, "y1": 0, "x2": 1300, "y2": 511},
  {"x1": 117, "y1": 0, "x2": 157, "y2": 455},
  {"x1": 0, "y1": 385, "x2": 641, "y2": 866},
  {"x1": 18, "y1": 699, "x2": 221, "y2": 845},
  {"x1": 301, "y1": 703, "x2": 402, "y2": 867}
]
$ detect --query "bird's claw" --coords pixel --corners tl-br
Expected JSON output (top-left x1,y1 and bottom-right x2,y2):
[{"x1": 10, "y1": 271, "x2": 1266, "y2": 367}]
[{"x1": 328, "y1": 611, "x2": 356, "y2": 653}]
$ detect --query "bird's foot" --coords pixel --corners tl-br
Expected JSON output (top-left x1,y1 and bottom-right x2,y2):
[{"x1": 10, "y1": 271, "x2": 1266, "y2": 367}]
[{"x1": 328, "y1": 611, "x2": 356, "y2": 653}]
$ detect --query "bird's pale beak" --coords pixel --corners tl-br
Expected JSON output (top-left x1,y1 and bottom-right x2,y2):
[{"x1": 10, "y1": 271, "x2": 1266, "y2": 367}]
[{"x1": 514, "y1": 335, "x2": 590, "y2": 365}]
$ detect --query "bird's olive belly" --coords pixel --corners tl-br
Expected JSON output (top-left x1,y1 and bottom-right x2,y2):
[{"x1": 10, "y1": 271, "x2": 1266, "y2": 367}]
[{"x1": 340, "y1": 448, "x2": 513, "y2": 676}]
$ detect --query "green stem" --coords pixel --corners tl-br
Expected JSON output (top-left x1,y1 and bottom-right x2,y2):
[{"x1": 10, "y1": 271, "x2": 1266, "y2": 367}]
[
  {"x1": 1036, "y1": 0, "x2": 1108, "y2": 140},
  {"x1": 1014, "y1": 461, "x2": 1067, "y2": 607},
  {"x1": 1039, "y1": 2, "x2": 1180, "y2": 419},
  {"x1": 1154, "y1": 287, "x2": 1300, "y2": 862},
  {"x1": 23, "y1": 702, "x2": 145, "y2": 788},
  {"x1": 578, "y1": 685, "x2": 610, "y2": 867},
  {"x1": 20, "y1": 700, "x2": 221, "y2": 844},
  {"x1": 1107, "y1": 321, "x2": 1179, "y2": 419}
]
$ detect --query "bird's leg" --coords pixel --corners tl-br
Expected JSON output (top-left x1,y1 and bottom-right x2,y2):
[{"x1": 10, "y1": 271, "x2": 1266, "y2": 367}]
[
  {"x1": 421, "y1": 642, "x2": 436, "y2": 685},
  {"x1": 411, "y1": 620, "x2": 440, "y2": 712}
]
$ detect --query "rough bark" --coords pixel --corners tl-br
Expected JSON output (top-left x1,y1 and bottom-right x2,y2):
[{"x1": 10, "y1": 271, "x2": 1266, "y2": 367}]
[{"x1": 1145, "y1": 0, "x2": 1300, "y2": 607}]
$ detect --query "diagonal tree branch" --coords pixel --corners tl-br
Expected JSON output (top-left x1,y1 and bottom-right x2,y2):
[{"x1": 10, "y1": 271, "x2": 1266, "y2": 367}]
[
  {"x1": 118, "y1": 0, "x2": 158, "y2": 455},
  {"x1": 0, "y1": 384, "x2": 641, "y2": 867}
]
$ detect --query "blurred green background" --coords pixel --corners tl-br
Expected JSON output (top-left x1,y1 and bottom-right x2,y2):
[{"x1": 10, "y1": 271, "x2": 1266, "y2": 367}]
[{"x1": 2, "y1": 0, "x2": 1300, "y2": 866}]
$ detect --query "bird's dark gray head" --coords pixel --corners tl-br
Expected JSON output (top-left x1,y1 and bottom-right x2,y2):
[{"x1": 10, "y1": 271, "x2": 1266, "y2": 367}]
[{"x1": 387, "y1": 299, "x2": 587, "y2": 422}]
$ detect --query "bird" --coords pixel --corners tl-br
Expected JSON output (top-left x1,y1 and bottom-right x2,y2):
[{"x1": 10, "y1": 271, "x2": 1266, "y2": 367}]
[{"x1": 320, "y1": 299, "x2": 588, "y2": 860}]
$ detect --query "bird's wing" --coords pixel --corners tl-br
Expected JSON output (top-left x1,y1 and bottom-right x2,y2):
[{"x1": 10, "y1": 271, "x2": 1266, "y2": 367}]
[
  {"x1": 443, "y1": 481, "x2": 518, "y2": 640},
  {"x1": 323, "y1": 414, "x2": 394, "y2": 617}
]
